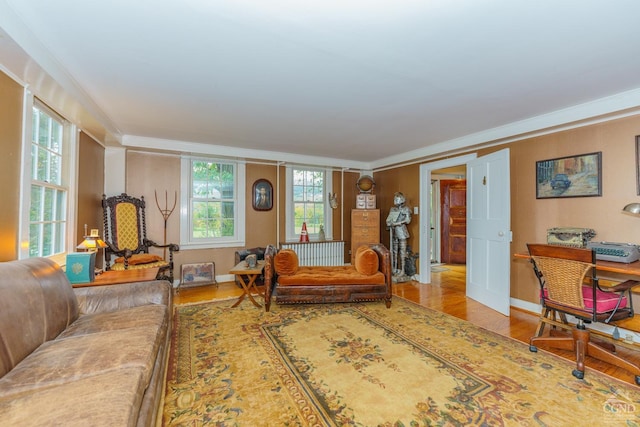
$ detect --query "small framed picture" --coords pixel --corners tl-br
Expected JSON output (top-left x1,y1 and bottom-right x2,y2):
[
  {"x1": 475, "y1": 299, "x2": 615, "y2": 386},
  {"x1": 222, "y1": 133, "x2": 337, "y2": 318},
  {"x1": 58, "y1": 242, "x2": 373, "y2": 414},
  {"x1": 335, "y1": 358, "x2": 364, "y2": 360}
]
[
  {"x1": 180, "y1": 262, "x2": 216, "y2": 288},
  {"x1": 535, "y1": 151, "x2": 602, "y2": 199},
  {"x1": 252, "y1": 179, "x2": 273, "y2": 211}
]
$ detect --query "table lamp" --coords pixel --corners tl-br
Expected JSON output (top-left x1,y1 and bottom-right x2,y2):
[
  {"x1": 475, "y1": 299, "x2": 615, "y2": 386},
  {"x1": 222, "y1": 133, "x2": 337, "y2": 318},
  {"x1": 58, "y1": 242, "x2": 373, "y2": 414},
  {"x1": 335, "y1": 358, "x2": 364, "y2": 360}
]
[{"x1": 77, "y1": 226, "x2": 107, "y2": 251}]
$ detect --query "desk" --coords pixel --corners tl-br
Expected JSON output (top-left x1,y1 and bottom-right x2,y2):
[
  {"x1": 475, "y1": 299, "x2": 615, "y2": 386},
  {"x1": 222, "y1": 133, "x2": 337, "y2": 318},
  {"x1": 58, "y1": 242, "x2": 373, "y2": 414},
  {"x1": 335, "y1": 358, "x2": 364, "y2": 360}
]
[
  {"x1": 514, "y1": 252, "x2": 640, "y2": 276},
  {"x1": 229, "y1": 260, "x2": 265, "y2": 308},
  {"x1": 72, "y1": 268, "x2": 160, "y2": 288}
]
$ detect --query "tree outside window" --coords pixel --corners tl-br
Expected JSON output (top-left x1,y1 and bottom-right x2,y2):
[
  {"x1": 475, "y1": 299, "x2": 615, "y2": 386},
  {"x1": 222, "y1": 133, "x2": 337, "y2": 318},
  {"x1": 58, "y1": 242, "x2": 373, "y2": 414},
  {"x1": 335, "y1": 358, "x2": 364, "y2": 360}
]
[
  {"x1": 191, "y1": 161, "x2": 236, "y2": 238},
  {"x1": 29, "y1": 104, "x2": 67, "y2": 257},
  {"x1": 180, "y1": 158, "x2": 245, "y2": 248},
  {"x1": 292, "y1": 168, "x2": 325, "y2": 235}
]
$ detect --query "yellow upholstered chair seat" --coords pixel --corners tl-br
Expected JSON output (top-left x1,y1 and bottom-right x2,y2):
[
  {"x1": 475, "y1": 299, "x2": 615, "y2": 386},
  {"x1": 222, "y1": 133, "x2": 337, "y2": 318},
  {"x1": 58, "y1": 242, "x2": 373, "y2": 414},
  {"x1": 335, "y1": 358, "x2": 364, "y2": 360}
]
[{"x1": 110, "y1": 260, "x2": 169, "y2": 271}]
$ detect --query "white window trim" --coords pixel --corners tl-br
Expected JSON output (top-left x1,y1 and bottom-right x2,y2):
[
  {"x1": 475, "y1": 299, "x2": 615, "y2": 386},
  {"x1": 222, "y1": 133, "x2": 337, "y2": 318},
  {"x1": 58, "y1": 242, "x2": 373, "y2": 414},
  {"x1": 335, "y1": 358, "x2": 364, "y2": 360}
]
[
  {"x1": 179, "y1": 156, "x2": 246, "y2": 249},
  {"x1": 18, "y1": 93, "x2": 78, "y2": 260},
  {"x1": 285, "y1": 165, "x2": 333, "y2": 242}
]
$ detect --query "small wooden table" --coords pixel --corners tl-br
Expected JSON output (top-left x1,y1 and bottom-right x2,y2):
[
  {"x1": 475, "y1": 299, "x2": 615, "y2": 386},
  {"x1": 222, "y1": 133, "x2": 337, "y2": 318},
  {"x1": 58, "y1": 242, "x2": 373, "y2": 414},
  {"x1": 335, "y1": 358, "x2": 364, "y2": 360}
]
[
  {"x1": 229, "y1": 260, "x2": 265, "y2": 308},
  {"x1": 72, "y1": 267, "x2": 160, "y2": 288}
]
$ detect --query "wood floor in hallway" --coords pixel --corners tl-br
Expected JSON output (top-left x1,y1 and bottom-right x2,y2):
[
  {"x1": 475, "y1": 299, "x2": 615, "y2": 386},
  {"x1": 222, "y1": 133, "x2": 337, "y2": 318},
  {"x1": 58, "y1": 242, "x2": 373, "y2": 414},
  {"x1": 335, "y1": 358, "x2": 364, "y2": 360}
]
[{"x1": 174, "y1": 264, "x2": 640, "y2": 386}]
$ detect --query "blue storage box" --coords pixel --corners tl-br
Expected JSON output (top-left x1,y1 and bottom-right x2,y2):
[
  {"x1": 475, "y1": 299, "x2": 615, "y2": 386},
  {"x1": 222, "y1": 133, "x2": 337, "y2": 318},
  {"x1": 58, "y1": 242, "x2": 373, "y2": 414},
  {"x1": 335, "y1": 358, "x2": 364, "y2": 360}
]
[{"x1": 65, "y1": 252, "x2": 96, "y2": 284}]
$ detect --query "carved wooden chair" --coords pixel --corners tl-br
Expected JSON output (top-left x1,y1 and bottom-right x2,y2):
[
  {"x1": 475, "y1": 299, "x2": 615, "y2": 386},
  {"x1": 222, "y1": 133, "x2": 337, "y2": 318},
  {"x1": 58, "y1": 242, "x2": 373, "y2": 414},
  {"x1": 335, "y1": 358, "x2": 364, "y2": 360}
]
[
  {"x1": 102, "y1": 193, "x2": 179, "y2": 282},
  {"x1": 527, "y1": 243, "x2": 640, "y2": 384}
]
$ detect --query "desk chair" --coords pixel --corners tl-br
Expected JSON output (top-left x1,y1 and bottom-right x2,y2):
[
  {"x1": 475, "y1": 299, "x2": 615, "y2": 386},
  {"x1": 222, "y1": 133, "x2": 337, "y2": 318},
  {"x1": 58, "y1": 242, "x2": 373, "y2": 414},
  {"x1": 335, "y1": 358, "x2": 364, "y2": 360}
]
[{"x1": 527, "y1": 243, "x2": 640, "y2": 384}]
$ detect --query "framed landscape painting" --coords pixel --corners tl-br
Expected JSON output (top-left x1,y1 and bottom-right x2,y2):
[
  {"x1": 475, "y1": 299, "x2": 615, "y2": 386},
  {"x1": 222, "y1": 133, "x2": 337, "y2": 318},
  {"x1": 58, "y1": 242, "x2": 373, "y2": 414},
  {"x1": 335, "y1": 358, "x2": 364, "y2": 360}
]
[{"x1": 535, "y1": 152, "x2": 602, "y2": 199}]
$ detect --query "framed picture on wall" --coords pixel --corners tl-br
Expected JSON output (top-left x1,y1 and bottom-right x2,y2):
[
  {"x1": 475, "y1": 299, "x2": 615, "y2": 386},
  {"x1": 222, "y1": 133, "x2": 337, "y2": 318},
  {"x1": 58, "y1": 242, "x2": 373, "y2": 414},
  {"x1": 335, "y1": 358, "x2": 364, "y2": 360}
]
[
  {"x1": 252, "y1": 179, "x2": 273, "y2": 211},
  {"x1": 535, "y1": 151, "x2": 602, "y2": 199}
]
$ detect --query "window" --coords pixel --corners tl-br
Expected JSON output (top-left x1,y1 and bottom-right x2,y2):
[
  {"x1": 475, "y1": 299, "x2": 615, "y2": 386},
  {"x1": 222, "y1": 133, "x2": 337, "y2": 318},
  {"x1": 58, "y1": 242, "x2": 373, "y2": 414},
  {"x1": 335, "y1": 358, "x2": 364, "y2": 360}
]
[
  {"x1": 285, "y1": 166, "x2": 332, "y2": 241},
  {"x1": 180, "y1": 157, "x2": 245, "y2": 248},
  {"x1": 22, "y1": 101, "x2": 73, "y2": 258}
]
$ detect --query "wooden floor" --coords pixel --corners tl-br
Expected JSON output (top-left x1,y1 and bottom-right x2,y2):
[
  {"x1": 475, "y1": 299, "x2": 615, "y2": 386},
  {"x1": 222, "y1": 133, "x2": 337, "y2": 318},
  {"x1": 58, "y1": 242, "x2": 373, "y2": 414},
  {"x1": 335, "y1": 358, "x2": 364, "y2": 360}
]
[{"x1": 174, "y1": 264, "x2": 640, "y2": 386}]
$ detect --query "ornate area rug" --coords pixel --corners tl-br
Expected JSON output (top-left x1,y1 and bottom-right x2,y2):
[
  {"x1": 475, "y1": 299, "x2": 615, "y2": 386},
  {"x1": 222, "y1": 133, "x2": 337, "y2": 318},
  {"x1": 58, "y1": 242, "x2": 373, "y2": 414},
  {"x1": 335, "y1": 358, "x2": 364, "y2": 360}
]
[{"x1": 162, "y1": 298, "x2": 640, "y2": 426}]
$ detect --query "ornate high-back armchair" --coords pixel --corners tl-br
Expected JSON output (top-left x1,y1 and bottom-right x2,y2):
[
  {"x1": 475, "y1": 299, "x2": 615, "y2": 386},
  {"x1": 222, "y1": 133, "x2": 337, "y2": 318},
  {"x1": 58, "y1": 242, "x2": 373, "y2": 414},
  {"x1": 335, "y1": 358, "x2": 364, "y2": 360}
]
[{"x1": 102, "y1": 193, "x2": 179, "y2": 282}]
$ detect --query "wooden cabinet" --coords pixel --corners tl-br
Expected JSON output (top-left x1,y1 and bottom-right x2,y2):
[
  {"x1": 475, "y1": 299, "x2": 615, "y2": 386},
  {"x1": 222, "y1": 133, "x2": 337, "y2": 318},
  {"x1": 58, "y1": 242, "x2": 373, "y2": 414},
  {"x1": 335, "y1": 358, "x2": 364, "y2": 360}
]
[{"x1": 351, "y1": 209, "x2": 380, "y2": 263}]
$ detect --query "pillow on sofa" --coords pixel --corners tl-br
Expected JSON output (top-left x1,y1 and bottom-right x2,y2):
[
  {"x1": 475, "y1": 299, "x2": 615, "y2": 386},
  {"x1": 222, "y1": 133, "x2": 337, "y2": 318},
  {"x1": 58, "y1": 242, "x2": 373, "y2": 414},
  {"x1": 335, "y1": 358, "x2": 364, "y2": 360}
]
[
  {"x1": 275, "y1": 249, "x2": 299, "y2": 276},
  {"x1": 114, "y1": 254, "x2": 163, "y2": 265},
  {"x1": 355, "y1": 246, "x2": 379, "y2": 275}
]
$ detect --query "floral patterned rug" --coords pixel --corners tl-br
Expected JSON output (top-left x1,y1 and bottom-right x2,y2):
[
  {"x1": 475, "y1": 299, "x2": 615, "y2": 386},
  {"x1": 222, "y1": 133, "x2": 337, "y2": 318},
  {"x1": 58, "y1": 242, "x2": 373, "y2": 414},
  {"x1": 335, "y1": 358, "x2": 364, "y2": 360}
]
[{"x1": 162, "y1": 297, "x2": 640, "y2": 426}]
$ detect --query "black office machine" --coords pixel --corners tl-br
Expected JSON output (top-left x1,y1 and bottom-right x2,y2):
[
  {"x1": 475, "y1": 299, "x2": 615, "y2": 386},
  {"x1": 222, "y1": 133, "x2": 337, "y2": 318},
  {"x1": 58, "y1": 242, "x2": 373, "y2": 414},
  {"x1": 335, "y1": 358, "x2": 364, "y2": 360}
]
[
  {"x1": 586, "y1": 241, "x2": 640, "y2": 263},
  {"x1": 546, "y1": 227, "x2": 596, "y2": 248}
]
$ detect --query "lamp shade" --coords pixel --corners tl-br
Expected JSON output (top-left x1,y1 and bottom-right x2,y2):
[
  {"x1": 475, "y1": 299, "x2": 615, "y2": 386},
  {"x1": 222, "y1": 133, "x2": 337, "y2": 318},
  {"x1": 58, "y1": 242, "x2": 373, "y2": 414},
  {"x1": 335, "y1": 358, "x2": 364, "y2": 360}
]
[
  {"x1": 77, "y1": 237, "x2": 107, "y2": 250},
  {"x1": 623, "y1": 203, "x2": 640, "y2": 215}
]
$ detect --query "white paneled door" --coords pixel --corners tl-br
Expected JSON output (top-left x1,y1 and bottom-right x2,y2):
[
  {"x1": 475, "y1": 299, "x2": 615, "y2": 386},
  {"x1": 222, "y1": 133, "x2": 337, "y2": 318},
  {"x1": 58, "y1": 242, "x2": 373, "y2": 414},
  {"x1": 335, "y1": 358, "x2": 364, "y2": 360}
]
[{"x1": 466, "y1": 149, "x2": 511, "y2": 316}]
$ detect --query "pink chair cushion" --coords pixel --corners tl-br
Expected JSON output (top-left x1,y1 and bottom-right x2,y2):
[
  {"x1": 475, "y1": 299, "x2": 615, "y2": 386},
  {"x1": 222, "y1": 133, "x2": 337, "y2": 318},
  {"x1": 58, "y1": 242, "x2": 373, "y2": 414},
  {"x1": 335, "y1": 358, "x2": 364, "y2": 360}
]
[
  {"x1": 581, "y1": 286, "x2": 627, "y2": 313},
  {"x1": 542, "y1": 287, "x2": 627, "y2": 313}
]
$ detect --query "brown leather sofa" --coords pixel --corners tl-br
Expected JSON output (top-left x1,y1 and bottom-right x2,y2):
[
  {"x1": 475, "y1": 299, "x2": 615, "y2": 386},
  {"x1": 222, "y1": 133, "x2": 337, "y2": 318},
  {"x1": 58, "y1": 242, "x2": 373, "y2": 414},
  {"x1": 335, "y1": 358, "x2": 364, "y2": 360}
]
[{"x1": 0, "y1": 257, "x2": 172, "y2": 426}]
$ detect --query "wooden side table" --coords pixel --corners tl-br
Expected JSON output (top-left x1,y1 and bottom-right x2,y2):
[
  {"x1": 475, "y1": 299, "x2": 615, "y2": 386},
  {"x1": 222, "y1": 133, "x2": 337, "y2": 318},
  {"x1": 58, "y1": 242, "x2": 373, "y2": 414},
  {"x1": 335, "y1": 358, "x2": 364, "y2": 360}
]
[
  {"x1": 71, "y1": 267, "x2": 160, "y2": 288},
  {"x1": 229, "y1": 260, "x2": 265, "y2": 308}
]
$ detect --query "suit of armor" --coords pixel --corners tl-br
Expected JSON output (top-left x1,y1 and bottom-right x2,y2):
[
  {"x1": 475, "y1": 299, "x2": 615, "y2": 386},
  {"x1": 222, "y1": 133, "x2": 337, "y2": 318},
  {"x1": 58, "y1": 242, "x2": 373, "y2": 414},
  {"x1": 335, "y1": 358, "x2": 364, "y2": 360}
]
[{"x1": 386, "y1": 192, "x2": 411, "y2": 276}]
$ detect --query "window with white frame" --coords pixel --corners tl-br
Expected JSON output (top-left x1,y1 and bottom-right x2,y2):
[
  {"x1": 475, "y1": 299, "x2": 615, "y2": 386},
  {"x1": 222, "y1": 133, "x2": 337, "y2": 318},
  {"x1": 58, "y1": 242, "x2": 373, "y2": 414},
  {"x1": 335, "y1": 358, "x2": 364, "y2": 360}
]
[
  {"x1": 180, "y1": 157, "x2": 245, "y2": 248},
  {"x1": 285, "y1": 166, "x2": 332, "y2": 241},
  {"x1": 24, "y1": 102, "x2": 72, "y2": 258}
]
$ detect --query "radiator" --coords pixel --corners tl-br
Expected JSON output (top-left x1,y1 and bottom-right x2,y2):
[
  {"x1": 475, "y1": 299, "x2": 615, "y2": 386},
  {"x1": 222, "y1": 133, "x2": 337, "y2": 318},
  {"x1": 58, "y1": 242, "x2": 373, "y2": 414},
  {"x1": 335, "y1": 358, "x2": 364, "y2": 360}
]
[{"x1": 280, "y1": 241, "x2": 345, "y2": 266}]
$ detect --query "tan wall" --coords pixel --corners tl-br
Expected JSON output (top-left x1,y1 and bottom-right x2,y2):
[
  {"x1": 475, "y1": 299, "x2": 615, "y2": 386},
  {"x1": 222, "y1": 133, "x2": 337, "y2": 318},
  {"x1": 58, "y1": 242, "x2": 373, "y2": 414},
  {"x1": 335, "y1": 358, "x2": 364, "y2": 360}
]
[
  {"x1": 0, "y1": 72, "x2": 23, "y2": 261},
  {"x1": 77, "y1": 132, "x2": 105, "y2": 264},
  {"x1": 374, "y1": 164, "x2": 421, "y2": 253},
  {"x1": 125, "y1": 152, "x2": 284, "y2": 276},
  {"x1": 374, "y1": 115, "x2": 640, "y2": 306},
  {"x1": 509, "y1": 116, "x2": 640, "y2": 304},
  {"x1": 124, "y1": 154, "x2": 367, "y2": 276},
  {"x1": 0, "y1": 71, "x2": 106, "y2": 262}
]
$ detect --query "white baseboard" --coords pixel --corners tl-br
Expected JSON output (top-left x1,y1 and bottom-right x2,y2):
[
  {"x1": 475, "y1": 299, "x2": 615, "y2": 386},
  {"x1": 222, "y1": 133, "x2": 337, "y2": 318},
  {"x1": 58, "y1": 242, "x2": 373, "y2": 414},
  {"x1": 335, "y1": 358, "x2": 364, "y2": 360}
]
[{"x1": 172, "y1": 273, "x2": 235, "y2": 288}]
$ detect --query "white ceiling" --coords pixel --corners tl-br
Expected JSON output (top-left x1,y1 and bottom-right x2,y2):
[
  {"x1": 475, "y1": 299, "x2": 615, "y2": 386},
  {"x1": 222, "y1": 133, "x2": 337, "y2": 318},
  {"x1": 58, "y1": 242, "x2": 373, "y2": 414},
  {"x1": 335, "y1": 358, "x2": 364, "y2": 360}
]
[{"x1": 2, "y1": 0, "x2": 640, "y2": 169}]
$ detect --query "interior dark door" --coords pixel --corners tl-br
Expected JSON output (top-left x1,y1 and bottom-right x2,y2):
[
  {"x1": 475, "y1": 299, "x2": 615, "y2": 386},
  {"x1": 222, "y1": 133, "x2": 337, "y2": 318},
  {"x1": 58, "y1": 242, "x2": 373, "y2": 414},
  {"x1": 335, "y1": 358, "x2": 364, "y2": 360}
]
[{"x1": 440, "y1": 179, "x2": 467, "y2": 264}]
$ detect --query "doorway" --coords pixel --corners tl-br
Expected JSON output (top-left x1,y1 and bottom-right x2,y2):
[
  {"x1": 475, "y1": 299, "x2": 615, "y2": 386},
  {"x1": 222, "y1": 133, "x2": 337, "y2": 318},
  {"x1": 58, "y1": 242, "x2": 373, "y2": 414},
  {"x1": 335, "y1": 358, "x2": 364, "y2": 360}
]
[
  {"x1": 433, "y1": 169, "x2": 467, "y2": 265},
  {"x1": 418, "y1": 154, "x2": 476, "y2": 283},
  {"x1": 441, "y1": 179, "x2": 467, "y2": 264},
  {"x1": 419, "y1": 150, "x2": 511, "y2": 316}
]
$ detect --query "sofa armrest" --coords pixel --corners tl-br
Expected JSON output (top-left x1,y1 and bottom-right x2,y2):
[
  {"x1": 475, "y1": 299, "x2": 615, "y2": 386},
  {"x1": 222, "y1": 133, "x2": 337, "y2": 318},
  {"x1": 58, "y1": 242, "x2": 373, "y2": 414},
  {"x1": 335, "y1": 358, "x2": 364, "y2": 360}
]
[
  {"x1": 370, "y1": 244, "x2": 393, "y2": 294},
  {"x1": 264, "y1": 245, "x2": 278, "y2": 311},
  {"x1": 73, "y1": 280, "x2": 172, "y2": 315}
]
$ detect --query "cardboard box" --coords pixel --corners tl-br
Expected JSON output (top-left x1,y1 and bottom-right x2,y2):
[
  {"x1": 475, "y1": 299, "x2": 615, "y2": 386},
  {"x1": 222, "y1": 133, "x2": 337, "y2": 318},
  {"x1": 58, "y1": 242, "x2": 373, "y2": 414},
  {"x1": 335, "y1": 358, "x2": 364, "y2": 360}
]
[{"x1": 65, "y1": 252, "x2": 96, "y2": 284}]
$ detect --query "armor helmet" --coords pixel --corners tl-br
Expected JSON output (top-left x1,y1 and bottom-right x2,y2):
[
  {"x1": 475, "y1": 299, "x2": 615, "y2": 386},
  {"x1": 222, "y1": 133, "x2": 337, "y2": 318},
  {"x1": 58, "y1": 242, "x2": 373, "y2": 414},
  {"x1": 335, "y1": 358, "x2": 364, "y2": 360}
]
[{"x1": 393, "y1": 192, "x2": 405, "y2": 206}]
